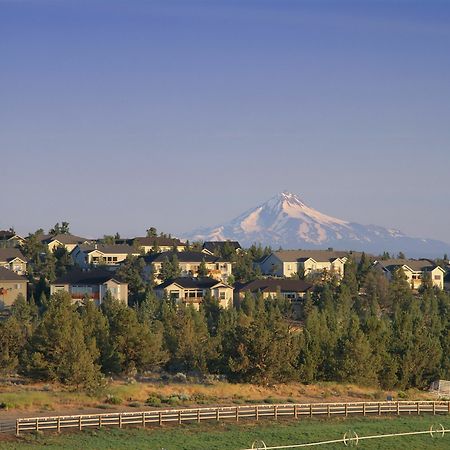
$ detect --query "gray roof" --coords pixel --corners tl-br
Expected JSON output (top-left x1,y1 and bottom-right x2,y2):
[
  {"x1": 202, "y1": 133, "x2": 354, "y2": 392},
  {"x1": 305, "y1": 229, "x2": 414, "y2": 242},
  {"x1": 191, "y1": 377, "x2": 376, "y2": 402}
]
[
  {"x1": 0, "y1": 266, "x2": 27, "y2": 281},
  {"x1": 155, "y1": 276, "x2": 228, "y2": 290},
  {"x1": 378, "y1": 258, "x2": 439, "y2": 272},
  {"x1": 41, "y1": 233, "x2": 88, "y2": 245},
  {"x1": 77, "y1": 244, "x2": 140, "y2": 255},
  {"x1": 0, "y1": 248, "x2": 27, "y2": 263},
  {"x1": 235, "y1": 278, "x2": 313, "y2": 294},
  {"x1": 53, "y1": 268, "x2": 126, "y2": 285},
  {"x1": 133, "y1": 236, "x2": 185, "y2": 247},
  {"x1": 271, "y1": 250, "x2": 350, "y2": 263},
  {"x1": 143, "y1": 251, "x2": 224, "y2": 264}
]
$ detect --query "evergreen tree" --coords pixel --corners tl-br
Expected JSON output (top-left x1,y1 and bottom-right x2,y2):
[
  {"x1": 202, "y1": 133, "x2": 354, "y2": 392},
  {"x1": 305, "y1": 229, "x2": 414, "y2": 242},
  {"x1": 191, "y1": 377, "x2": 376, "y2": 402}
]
[{"x1": 26, "y1": 292, "x2": 101, "y2": 388}]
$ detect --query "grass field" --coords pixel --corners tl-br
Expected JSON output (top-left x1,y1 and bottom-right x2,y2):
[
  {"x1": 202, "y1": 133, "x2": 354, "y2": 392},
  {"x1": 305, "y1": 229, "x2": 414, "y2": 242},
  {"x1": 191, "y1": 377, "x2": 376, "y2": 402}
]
[
  {"x1": 3, "y1": 415, "x2": 450, "y2": 449},
  {"x1": 0, "y1": 379, "x2": 432, "y2": 414}
]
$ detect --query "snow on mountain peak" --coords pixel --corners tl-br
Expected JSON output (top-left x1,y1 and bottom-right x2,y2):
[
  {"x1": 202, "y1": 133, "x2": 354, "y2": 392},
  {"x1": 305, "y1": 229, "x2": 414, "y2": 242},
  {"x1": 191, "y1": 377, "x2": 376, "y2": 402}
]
[{"x1": 182, "y1": 192, "x2": 450, "y2": 257}]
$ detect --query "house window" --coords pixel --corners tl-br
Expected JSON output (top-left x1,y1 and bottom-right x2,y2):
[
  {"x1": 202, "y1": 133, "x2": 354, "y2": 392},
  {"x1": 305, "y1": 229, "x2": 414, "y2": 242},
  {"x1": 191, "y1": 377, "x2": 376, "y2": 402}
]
[
  {"x1": 219, "y1": 292, "x2": 226, "y2": 300},
  {"x1": 435, "y1": 275, "x2": 441, "y2": 280},
  {"x1": 15, "y1": 284, "x2": 21, "y2": 289}
]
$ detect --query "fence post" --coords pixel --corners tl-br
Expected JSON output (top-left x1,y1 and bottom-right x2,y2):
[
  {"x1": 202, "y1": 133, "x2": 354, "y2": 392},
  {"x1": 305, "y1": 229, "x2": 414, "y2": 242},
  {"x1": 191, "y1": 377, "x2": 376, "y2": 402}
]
[
  {"x1": 142, "y1": 412, "x2": 146, "y2": 428},
  {"x1": 57, "y1": 417, "x2": 61, "y2": 433},
  {"x1": 15, "y1": 419, "x2": 19, "y2": 437},
  {"x1": 255, "y1": 406, "x2": 259, "y2": 421},
  {"x1": 99, "y1": 415, "x2": 102, "y2": 428},
  {"x1": 159, "y1": 411, "x2": 162, "y2": 426},
  {"x1": 309, "y1": 404, "x2": 313, "y2": 418},
  {"x1": 236, "y1": 406, "x2": 239, "y2": 422},
  {"x1": 363, "y1": 403, "x2": 366, "y2": 417},
  {"x1": 119, "y1": 413, "x2": 123, "y2": 428},
  {"x1": 397, "y1": 402, "x2": 400, "y2": 416},
  {"x1": 36, "y1": 418, "x2": 39, "y2": 432},
  {"x1": 197, "y1": 409, "x2": 201, "y2": 424},
  {"x1": 274, "y1": 405, "x2": 278, "y2": 420},
  {"x1": 216, "y1": 408, "x2": 220, "y2": 422},
  {"x1": 433, "y1": 402, "x2": 436, "y2": 415},
  {"x1": 294, "y1": 404, "x2": 298, "y2": 419},
  {"x1": 448, "y1": 401, "x2": 450, "y2": 414},
  {"x1": 378, "y1": 403, "x2": 381, "y2": 416},
  {"x1": 179, "y1": 410, "x2": 182, "y2": 424},
  {"x1": 79, "y1": 416, "x2": 82, "y2": 431}
]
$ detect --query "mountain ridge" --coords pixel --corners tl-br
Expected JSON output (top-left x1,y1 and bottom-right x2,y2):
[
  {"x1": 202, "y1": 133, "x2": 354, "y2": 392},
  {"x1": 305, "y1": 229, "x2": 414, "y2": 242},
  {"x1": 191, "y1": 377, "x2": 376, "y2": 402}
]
[{"x1": 183, "y1": 192, "x2": 450, "y2": 258}]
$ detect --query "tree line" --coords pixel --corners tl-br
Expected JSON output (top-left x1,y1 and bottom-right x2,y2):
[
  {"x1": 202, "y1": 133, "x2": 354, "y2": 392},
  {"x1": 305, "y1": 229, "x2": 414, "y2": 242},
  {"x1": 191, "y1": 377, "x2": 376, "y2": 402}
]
[{"x1": 1, "y1": 258, "x2": 449, "y2": 391}]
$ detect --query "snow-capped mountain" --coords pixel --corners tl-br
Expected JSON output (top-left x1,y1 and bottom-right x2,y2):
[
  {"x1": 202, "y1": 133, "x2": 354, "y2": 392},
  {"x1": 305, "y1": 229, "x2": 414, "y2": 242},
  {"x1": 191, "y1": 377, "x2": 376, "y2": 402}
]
[{"x1": 183, "y1": 192, "x2": 450, "y2": 258}]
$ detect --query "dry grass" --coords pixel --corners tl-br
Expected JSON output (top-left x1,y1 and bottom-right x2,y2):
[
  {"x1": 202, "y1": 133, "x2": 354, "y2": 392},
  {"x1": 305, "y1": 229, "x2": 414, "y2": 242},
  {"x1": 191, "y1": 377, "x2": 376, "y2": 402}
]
[{"x1": 0, "y1": 379, "x2": 435, "y2": 415}]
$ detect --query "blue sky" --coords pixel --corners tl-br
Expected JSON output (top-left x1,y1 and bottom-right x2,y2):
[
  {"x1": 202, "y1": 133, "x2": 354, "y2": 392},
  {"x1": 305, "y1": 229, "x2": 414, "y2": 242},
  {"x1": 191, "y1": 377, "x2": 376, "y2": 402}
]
[{"x1": 1, "y1": 0, "x2": 450, "y2": 241}]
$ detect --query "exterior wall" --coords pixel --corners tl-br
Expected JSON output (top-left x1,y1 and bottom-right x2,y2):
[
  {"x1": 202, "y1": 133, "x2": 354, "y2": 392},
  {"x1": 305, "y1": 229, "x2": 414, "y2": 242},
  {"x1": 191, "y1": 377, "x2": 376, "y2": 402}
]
[
  {"x1": 431, "y1": 267, "x2": 444, "y2": 290},
  {"x1": 259, "y1": 254, "x2": 284, "y2": 276},
  {"x1": 150, "y1": 261, "x2": 232, "y2": 283},
  {"x1": 141, "y1": 245, "x2": 186, "y2": 253},
  {"x1": 104, "y1": 279, "x2": 128, "y2": 304},
  {"x1": 211, "y1": 286, "x2": 233, "y2": 308},
  {"x1": 47, "y1": 240, "x2": 79, "y2": 253},
  {"x1": 155, "y1": 284, "x2": 233, "y2": 309},
  {"x1": 1, "y1": 258, "x2": 27, "y2": 275},
  {"x1": 381, "y1": 265, "x2": 445, "y2": 290},
  {"x1": 0, "y1": 280, "x2": 27, "y2": 309}
]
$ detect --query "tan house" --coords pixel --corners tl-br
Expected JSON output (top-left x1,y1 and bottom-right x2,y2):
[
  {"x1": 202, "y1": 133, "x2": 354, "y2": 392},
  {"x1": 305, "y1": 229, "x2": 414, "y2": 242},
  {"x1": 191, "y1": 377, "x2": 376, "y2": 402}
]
[
  {"x1": 144, "y1": 251, "x2": 232, "y2": 283},
  {"x1": 375, "y1": 259, "x2": 445, "y2": 290},
  {"x1": 0, "y1": 230, "x2": 25, "y2": 248},
  {"x1": 0, "y1": 248, "x2": 28, "y2": 275},
  {"x1": 50, "y1": 269, "x2": 128, "y2": 305},
  {"x1": 259, "y1": 250, "x2": 348, "y2": 279},
  {"x1": 131, "y1": 236, "x2": 186, "y2": 253},
  {"x1": 154, "y1": 277, "x2": 233, "y2": 310},
  {"x1": 0, "y1": 267, "x2": 27, "y2": 309},
  {"x1": 40, "y1": 233, "x2": 90, "y2": 253},
  {"x1": 72, "y1": 244, "x2": 141, "y2": 268}
]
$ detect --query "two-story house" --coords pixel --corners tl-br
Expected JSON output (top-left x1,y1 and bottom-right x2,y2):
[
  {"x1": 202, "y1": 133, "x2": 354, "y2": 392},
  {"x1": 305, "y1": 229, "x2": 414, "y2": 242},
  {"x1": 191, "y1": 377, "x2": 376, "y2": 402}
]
[
  {"x1": 50, "y1": 268, "x2": 128, "y2": 305},
  {"x1": 0, "y1": 230, "x2": 25, "y2": 248},
  {"x1": 0, "y1": 267, "x2": 27, "y2": 309},
  {"x1": 39, "y1": 233, "x2": 91, "y2": 253},
  {"x1": 154, "y1": 277, "x2": 233, "y2": 309},
  {"x1": 131, "y1": 236, "x2": 186, "y2": 253},
  {"x1": 259, "y1": 250, "x2": 348, "y2": 279},
  {"x1": 143, "y1": 251, "x2": 232, "y2": 283},
  {"x1": 0, "y1": 248, "x2": 28, "y2": 275},
  {"x1": 375, "y1": 258, "x2": 445, "y2": 290},
  {"x1": 72, "y1": 244, "x2": 141, "y2": 268}
]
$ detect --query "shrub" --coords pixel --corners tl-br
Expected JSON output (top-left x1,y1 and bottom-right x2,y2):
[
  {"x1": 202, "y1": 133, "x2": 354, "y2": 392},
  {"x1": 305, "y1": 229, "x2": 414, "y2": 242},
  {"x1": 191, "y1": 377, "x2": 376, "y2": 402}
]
[
  {"x1": 105, "y1": 394, "x2": 122, "y2": 405},
  {"x1": 397, "y1": 391, "x2": 407, "y2": 399},
  {"x1": 146, "y1": 396, "x2": 162, "y2": 407}
]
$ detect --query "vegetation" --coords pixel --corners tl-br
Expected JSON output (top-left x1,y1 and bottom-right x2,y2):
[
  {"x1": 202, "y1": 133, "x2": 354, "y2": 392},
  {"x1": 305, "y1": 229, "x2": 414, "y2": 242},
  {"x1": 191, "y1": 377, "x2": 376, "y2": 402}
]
[{"x1": 3, "y1": 416, "x2": 450, "y2": 449}]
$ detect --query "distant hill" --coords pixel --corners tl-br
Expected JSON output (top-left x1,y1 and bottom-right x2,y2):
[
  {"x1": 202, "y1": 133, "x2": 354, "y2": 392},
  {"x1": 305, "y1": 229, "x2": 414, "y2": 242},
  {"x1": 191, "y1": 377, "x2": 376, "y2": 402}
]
[{"x1": 183, "y1": 192, "x2": 450, "y2": 258}]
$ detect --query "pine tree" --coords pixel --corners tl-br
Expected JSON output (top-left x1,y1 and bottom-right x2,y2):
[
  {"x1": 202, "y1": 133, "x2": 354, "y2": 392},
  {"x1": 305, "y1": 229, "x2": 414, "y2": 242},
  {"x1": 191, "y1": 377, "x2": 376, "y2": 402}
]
[{"x1": 27, "y1": 292, "x2": 101, "y2": 389}]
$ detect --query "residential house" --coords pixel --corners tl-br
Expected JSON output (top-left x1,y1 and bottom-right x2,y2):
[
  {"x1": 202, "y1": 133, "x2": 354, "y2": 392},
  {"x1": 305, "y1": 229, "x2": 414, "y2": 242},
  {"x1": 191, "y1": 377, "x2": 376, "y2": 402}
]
[
  {"x1": 143, "y1": 251, "x2": 232, "y2": 283},
  {"x1": 375, "y1": 259, "x2": 445, "y2": 290},
  {"x1": 0, "y1": 267, "x2": 27, "y2": 309},
  {"x1": 39, "y1": 233, "x2": 90, "y2": 253},
  {"x1": 0, "y1": 248, "x2": 28, "y2": 275},
  {"x1": 154, "y1": 277, "x2": 233, "y2": 309},
  {"x1": 0, "y1": 230, "x2": 25, "y2": 248},
  {"x1": 202, "y1": 241, "x2": 242, "y2": 256},
  {"x1": 259, "y1": 250, "x2": 349, "y2": 278},
  {"x1": 130, "y1": 236, "x2": 186, "y2": 253},
  {"x1": 72, "y1": 244, "x2": 141, "y2": 268},
  {"x1": 50, "y1": 268, "x2": 128, "y2": 305}
]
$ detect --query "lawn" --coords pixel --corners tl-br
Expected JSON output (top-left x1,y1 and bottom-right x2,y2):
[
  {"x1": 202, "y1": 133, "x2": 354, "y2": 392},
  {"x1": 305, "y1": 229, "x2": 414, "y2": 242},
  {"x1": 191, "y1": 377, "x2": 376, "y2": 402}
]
[{"x1": 3, "y1": 415, "x2": 450, "y2": 449}]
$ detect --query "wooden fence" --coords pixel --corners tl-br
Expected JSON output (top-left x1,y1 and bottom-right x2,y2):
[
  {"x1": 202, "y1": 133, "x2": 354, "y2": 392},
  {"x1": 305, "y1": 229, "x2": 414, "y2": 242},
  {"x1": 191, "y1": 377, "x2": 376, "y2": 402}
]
[{"x1": 14, "y1": 400, "x2": 450, "y2": 436}]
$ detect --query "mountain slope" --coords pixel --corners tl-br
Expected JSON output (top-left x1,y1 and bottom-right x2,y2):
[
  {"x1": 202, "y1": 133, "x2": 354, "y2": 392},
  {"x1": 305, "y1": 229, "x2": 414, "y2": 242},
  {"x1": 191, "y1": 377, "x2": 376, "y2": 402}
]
[{"x1": 184, "y1": 192, "x2": 450, "y2": 258}]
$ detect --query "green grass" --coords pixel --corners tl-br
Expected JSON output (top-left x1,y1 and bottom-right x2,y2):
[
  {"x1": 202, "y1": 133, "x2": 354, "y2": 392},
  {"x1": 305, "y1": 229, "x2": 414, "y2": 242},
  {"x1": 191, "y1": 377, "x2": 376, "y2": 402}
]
[{"x1": 4, "y1": 415, "x2": 450, "y2": 449}]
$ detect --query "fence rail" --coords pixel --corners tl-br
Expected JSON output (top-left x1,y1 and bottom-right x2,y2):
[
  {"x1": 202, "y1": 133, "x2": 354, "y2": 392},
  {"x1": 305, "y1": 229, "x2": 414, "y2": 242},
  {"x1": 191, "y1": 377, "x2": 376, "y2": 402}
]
[{"x1": 13, "y1": 400, "x2": 450, "y2": 436}]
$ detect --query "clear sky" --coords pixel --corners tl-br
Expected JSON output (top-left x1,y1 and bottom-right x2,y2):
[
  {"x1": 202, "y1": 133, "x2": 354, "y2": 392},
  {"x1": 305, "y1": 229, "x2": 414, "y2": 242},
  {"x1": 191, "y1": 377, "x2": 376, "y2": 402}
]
[{"x1": 1, "y1": 0, "x2": 450, "y2": 241}]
